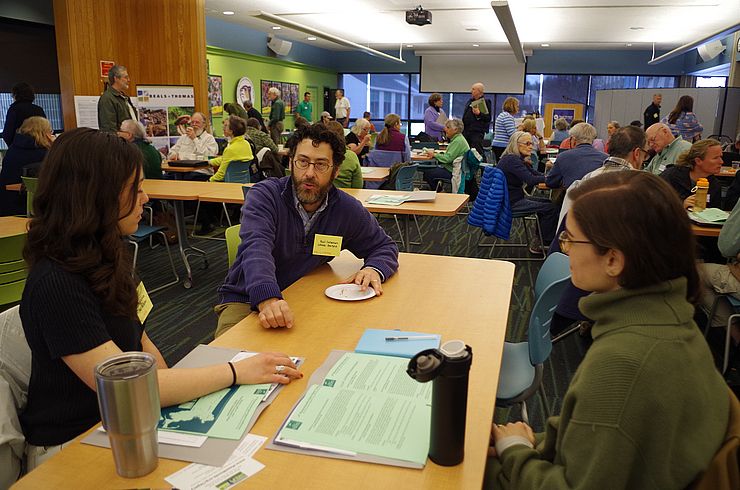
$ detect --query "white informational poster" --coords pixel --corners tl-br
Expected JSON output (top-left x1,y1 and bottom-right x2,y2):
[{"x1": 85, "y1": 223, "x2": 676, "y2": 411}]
[
  {"x1": 135, "y1": 85, "x2": 195, "y2": 157},
  {"x1": 74, "y1": 95, "x2": 100, "y2": 129}
]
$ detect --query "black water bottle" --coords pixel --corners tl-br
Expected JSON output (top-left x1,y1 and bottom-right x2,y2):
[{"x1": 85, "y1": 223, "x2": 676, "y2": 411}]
[{"x1": 407, "y1": 339, "x2": 473, "y2": 466}]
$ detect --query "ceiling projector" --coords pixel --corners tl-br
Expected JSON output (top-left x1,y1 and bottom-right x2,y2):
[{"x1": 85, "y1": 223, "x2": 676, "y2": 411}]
[{"x1": 406, "y1": 6, "x2": 432, "y2": 26}]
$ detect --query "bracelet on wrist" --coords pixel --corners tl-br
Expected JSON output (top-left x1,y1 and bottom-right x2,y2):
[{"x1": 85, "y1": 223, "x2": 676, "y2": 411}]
[{"x1": 227, "y1": 361, "x2": 237, "y2": 387}]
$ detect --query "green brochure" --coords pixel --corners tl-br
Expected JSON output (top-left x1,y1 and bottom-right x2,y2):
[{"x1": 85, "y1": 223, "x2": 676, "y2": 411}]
[
  {"x1": 159, "y1": 383, "x2": 270, "y2": 440},
  {"x1": 277, "y1": 353, "x2": 432, "y2": 465}
]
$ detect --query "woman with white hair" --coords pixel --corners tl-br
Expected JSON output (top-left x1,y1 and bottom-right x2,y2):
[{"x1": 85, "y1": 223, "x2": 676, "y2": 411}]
[
  {"x1": 346, "y1": 118, "x2": 371, "y2": 158},
  {"x1": 497, "y1": 131, "x2": 558, "y2": 253},
  {"x1": 423, "y1": 118, "x2": 469, "y2": 190}
]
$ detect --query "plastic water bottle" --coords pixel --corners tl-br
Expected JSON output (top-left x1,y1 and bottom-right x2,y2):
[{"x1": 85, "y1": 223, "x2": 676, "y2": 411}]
[
  {"x1": 407, "y1": 340, "x2": 473, "y2": 466},
  {"x1": 694, "y1": 177, "x2": 709, "y2": 211}
]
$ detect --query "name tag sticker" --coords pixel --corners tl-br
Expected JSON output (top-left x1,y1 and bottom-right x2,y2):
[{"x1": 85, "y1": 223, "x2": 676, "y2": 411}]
[
  {"x1": 136, "y1": 282, "x2": 153, "y2": 324},
  {"x1": 313, "y1": 234, "x2": 343, "y2": 256}
]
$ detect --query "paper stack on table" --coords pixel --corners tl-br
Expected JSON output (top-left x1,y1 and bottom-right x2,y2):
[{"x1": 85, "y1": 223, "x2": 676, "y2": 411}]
[
  {"x1": 273, "y1": 352, "x2": 432, "y2": 466},
  {"x1": 366, "y1": 191, "x2": 436, "y2": 206},
  {"x1": 165, "y1": 434, "x2": 267, "y2": 490}
]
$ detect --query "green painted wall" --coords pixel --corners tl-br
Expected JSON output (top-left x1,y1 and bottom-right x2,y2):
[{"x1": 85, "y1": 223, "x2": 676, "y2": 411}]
[{"x1": 206, "y1": 46, "x2": 337, "y2": 136}]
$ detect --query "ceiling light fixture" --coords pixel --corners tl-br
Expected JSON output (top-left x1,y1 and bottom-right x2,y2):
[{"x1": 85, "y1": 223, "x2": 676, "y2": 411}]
[
  {"x1": 251, "y1": 10, "x2": 406, "y2": 64},
  {"x1": 307, "y1": 36, "x2": 317, "y2": 41},
  {"x1": 406, "y1": 44, "x2": 414, "y2": 48},
  {"x1": 223, "y1": 11, "x2": 234, "y2": 15},
  {"x1": 272, "y1": 26, "x2": 281, "y2": 30},
  {"x1": 648, "y1": 21, "x2": 740, "y2": 65},
  {"x1": 540, "y1": 43, "x2": 550, "y2": 47},
  {"x1": 490, "y1": 1, "x2": 526, "y2": 63},
  {"x1": 473, "y1": 44, "x2": 480, "y2": 47},
  {"x1": 626, "y1": 43, "x2": 632, "y2": 47}
]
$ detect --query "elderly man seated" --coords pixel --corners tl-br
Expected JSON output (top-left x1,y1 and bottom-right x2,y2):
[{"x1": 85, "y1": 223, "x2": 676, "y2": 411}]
[
  {"x1": 423, "y1": 118, "x2": 470, "y2": 190},
  {"x1": 644, "y1": 123, "x2": 691, "y2": 175},
  {"x1": 546, "y1": 122, "x2": 607, "y2": 189},
  {"x1": 120, "y1": 119, "x2": 163, "y2": 179}
]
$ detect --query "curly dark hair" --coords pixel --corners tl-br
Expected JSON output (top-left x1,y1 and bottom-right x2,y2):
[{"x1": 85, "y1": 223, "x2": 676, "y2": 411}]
[
  {"x1": 286, "y1": 123, "x2": 346, "y2": 168},
  {"x1": 24, "y1": 128, "x2": 143, "y2": 319},
  {"x1": 12, "y1": 82, "x2": 35, "y2": 103}
]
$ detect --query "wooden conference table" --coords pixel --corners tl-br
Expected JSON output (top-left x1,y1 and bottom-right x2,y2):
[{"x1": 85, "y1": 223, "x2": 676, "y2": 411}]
[
  {"x1": 196, "y1": 183, "x2": 469, "y2": 252},
  {"x1": 162, "y1": 162, "x2": 390, "y2": 183},
  {"x1": 14, "y1": 252, "x2": 515, "y2": 489},
  {"x1": 0, "y1": 216, "x2": 29, "y2": 238}
]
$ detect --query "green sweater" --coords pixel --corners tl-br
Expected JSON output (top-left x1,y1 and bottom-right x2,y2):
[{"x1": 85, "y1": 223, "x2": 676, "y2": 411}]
[
  {"x1": 245, "y1": 127, "x2": 278, "y2": 154},
  {"x1": 433, "y1": 132, "x2": 469, "y2": 172},
  {"x1": 333, "y1": 149, "x2": 363, "y2": 189},
  {"x1": 133, "y1": 139, "x2": 162, "y2": 179},
  {"x1": 487, "y1": 278, "x2": 728, "y2": 489},
  {"x1": 269, "y1": 98, "x2": 285, "y2": 125}
]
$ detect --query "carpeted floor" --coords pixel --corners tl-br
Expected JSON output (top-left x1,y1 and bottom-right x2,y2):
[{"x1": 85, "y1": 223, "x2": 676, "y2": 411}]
[{"x1": 137, "y1": 206, "x2": 589, "y2": 432}]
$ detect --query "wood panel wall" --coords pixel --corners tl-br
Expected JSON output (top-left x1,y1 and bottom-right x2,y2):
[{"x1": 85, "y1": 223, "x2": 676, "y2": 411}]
[{"x1": 53, "y1": 0, "x2": 208, "y2": 130}]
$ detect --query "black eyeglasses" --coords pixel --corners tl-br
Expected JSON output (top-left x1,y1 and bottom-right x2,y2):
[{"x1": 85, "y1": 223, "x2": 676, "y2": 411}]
[
  {"x1": 558, "y1": 230, "x2": 593, "y2": 255},
  {"x1": 293, "y1": 157, "x2": 333, "y2": 173}
]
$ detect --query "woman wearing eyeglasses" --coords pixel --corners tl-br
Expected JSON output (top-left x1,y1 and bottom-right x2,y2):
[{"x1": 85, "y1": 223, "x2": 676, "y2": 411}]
[
  {"x1": 496, "y1": 131, "x2": 558, "y2": 254},
  {"x1": 486, "y1": 171, "x2": 730, "y2": 489}
]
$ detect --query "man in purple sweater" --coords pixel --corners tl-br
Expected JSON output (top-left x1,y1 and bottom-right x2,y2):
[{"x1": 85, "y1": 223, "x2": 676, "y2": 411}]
[{"x1": 214, "y1": 124, "x2": 399, "y2": 337}]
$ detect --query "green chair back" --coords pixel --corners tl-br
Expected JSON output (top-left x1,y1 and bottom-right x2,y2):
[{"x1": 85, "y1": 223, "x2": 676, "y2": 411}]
[
  {"x1": 21, "y1": 177, "x2": 39, "y2": 217},
  {"x1": 0, "y1": 234, "x2": 28, "y2": 307},
  {"x1": 225, "y1": 224, "x2": 241, "y2": 267}
]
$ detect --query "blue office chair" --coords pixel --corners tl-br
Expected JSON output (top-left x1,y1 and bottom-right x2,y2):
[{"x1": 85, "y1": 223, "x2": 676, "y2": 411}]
[
  {"x1": 392, "y1": 164, "x2": 422, "y2": 249},
  {"x1": 128, "y1": 224, "x2": 179, "y2": 293},
  {"x1": 496, "y1": 252, "x2": 571, "y2": 423}
]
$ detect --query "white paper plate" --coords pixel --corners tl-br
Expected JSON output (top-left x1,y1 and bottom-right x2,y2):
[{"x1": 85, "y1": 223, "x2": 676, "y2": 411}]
[{"x1": 324, "y1": 284, "x2": 376, "y2": 301}]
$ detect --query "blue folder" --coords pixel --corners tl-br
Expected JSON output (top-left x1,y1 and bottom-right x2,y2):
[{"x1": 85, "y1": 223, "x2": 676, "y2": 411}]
[{"x1": 355, "y1": 329, "x2": 441, "y2": 359}]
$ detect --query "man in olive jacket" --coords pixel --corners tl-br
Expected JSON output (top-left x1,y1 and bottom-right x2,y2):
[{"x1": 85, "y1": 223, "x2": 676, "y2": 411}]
[{"x1": 97, "y1": 65, "x2": 137, "y2": 133}]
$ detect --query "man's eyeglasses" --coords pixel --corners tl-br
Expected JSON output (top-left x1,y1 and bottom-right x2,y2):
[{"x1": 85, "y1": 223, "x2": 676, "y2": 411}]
[
  {"x1": 293, "y1": 157, "x2": 333, "y2": 173},
  {"x1": 636, "y1": 147, "x2": 651, "y2": 159},
  {"x1": 558, "y1": 230, "x2": 593, "y2": 255}
]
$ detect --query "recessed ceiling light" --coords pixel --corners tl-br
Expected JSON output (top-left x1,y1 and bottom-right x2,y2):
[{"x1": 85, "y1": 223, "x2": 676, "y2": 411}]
[
  {"x1": 473, "y1": 44, "x2": 479, "y2": 47},
  {"x1": 630, "y1": 26, "x2": 644, "y2": 30},
  {"x1": 406, "y1": 44, "x2": 414, "y2": 48},
  {"x1": 540, "y1": 43, "x2": 550, "y2": 47},
  {"x1": 272, "y1": 26, "x2": 281, "y2": 30},
  {"x1": 223, "y1": 11, "x2": 234, "y2": 15},
  {"x1": 307, "y1": 36, "x2": 317, "y2": 41},
  {"x1": 626, "y1": 43, "x2": 633, "y2": 47}
]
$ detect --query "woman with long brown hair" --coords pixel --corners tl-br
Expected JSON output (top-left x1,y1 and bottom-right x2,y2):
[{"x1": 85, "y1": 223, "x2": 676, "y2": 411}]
[
  {"x1": 662, "y1": 95, "x2": 703, "y2": 142},
  {"x1": 19, "y1": 128, "x2": 301, "y2": 469},
  {"x1": 487, "y1": 171, "x2": 729, "y2": 488}
]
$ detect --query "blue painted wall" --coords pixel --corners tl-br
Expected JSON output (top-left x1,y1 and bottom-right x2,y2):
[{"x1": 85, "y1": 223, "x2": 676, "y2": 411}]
[
  {"x1": 526, "y1": 49, "x2": 686, "y2": 75},
  {"x1": 682, "y1": 35, "x2": 734, "y2": 74},
  {"x1": 207, "y1": 17, "x2": 341, "y2": 71}
]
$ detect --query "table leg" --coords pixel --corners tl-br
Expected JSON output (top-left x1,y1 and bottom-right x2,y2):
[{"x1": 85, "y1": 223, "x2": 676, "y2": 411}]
[
  {"x1": 170, "y1": 199, "x2": 208, "y2": 289},
  {"x1": 404, "y1": 214, "x2": 412, "y2": 252}
]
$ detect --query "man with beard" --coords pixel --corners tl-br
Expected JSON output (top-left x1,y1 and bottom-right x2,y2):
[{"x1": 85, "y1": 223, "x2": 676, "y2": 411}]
[{"x1": 213, "y1": 124, "x2": 399, "y2": 337}]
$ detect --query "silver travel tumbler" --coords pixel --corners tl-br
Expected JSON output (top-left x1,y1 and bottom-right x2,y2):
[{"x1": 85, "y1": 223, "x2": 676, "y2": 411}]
[{"x1": 95, "y1": 352, "x2": 160, "y2": 478}]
